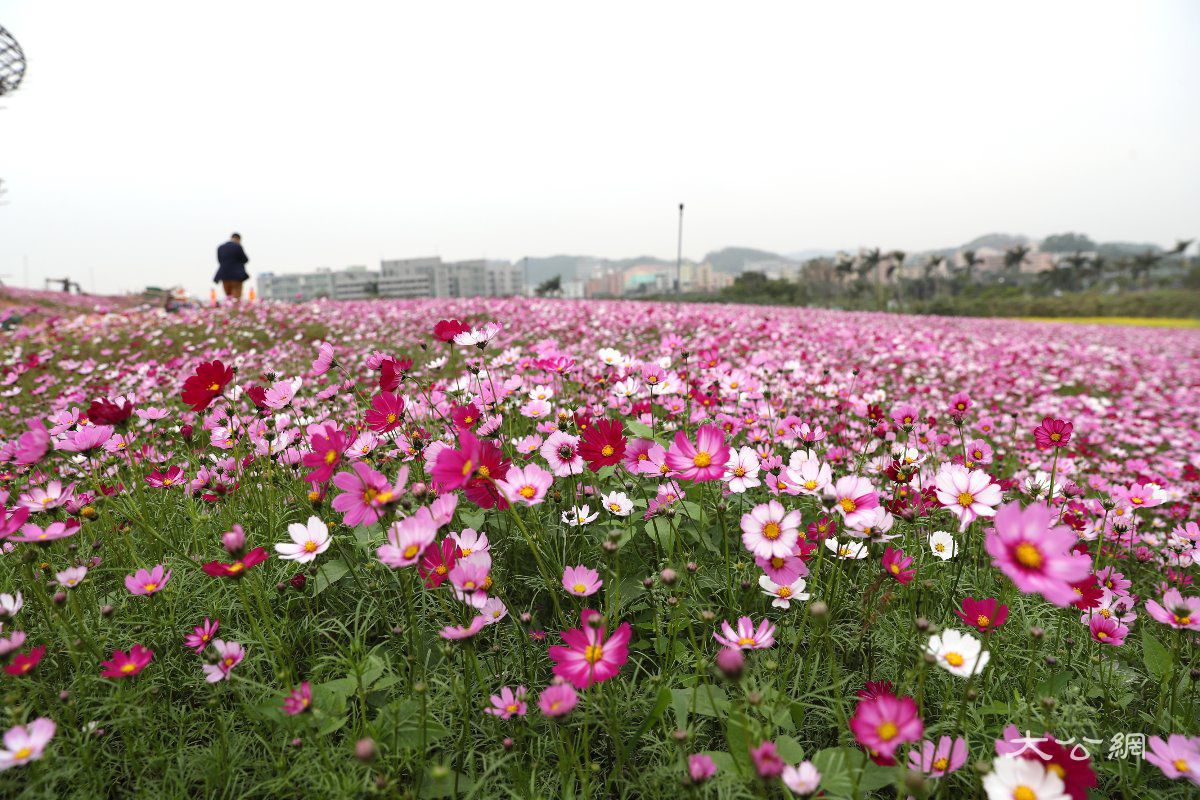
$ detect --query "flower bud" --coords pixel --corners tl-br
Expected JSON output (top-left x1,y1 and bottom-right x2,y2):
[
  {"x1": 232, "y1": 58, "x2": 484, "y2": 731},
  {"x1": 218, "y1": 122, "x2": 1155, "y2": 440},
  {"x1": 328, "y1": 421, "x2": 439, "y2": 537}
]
[
  {"x1": 715, "y1": 647, "x2": 744, "y2": 680},
  {"x1": 660, "y1": 568, "x2": 677, "y2": 586},
  {"x1": 809, "y1": 601, "x2": 828, "y2": 619},
  {"x1": 221, "y1": 525, "x2": 246, "y2": 555},
  {"x1": 355, "y1": 738, "x2": 377, "y2": 762}
]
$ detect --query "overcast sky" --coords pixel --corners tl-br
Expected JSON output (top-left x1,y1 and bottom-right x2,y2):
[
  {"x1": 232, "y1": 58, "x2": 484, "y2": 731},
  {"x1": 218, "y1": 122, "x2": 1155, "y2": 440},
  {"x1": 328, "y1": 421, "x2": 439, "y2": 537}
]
[{"x1": 1, "y1": 1, "x2": 1198, "y2": 296}]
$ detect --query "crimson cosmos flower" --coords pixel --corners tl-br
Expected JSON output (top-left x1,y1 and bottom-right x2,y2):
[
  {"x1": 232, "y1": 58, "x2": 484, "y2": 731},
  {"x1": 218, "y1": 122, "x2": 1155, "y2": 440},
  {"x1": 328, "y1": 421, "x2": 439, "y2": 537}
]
[
  {"x1": 202, "y1": 547, "x2": 270, "y2": 578},
  {"x1": 3, "y1": 645, "x2": 46, "y2": 676},
  {"x1": 433, "y1": 319, "x2": 470, "y2": 342},
  {"x1": 87, "y1": 398, "x2": 134, "y2": 425},
  {"x1": 180, "y1": 361, "x2": 234, "y2": 412},
  {"x1": 578, "y1": 418, "x2": 626, "y2": 472},
  {"x1": 1033, "y1": 417, "x2": 1073, "y2": 450}
]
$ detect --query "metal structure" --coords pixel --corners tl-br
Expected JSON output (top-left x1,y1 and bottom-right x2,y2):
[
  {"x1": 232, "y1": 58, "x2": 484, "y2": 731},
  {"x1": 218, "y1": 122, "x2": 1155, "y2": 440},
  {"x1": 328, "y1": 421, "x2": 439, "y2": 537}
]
[{"x1": 0, "y1": 25, "x2": 26, "y2": 97}]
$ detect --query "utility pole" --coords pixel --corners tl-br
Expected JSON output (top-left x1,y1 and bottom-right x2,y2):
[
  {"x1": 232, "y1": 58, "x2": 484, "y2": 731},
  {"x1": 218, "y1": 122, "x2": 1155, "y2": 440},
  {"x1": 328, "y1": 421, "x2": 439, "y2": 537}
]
[
  {"x1": 675, "y1": 203, "x2": 684, "y2": 293},
  {"x1": 522, "y1": 257, "x2": 528, "y2": 297}
]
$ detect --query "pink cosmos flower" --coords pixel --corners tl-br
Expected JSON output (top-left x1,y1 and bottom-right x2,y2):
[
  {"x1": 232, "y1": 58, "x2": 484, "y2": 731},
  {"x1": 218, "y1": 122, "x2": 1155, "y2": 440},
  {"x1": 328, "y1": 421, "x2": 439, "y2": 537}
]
[
  {"x1": 740, "y1": 500, "x2": 802, "y2": 559},
  {"x1": 749, "y1": 740, "x2": 785, "y2": 778},
  {"x1": 688, "y1": 753, "x2": 717, "y2": 784},
  {"x1": 378, "y1": 509, "x2": 440, "y2": 569},
  {"x1": 125, "y1": 564, "x2": 171, "y2": 596},
  {"x1": 562, "y1": 565, "x2": 602, "y2": 597},
  {"x1": 935, "y1": 465, "x2": 1002, "y2": 531},
  {"x1": 331, "y1": 462, "x2": 407, "y2": 527},
  {"x1": 100, "y1": 644, "x2": 154, "y2": 678},
  {"x1": 496, "y1": 464, "x2": 554, "y2": 506},
  {"x1": 203, "y1": 640, "x2": 245, "y2": 682},
  {"x1": 484, "y1": 686, "x2": 528, "y2": 719},
  {"x1": 0, "y1": 505, "x2": 31, "y2": 539},
  {"x1": 12, "y1": 520, "x2": 79, "y2": 544},
  {"x1": 19, "y1": 481, "x2": 75, "y2": 512},
  {"x1": 58, "y1": 425, "x2": 114, "y2": 453},
  {"x1": 985, "y1": 501, "x2": 1091, "y2": 607},
  {"x1": 548, "y1": 609, "x2": 632, "y2": 688},
  {"x1": 782, "y1": 761, "x2": 821, "y2": 794},
  {"x1": 538, "y1": 682, "x2": 578, "y2": 717},
  {"x1": 283, "y1": 682, "x2": 312, "y2": 715},
  {"x1": 365, "y1": 391, "x2": 406, "y2": 434},
  {"x1": 431, "y1": 430, "x2": 486, "y2": 491},
  {"x1": 185, "y1": 618, "x2": 219, "y2": 653},
  {"x1": 540, "y1": 431, "x2": 584, "y2": 477},
  {"x1": 1145, "y1": 589, "x2": 1200, "y2": 631},
  {"x1": 0, "y1": 630, "x2": 27, "y2": 657},
  {"x1": 419, "y1": 538, "x2": 459, "y2": 587},
  {"x1": 848, "y1": 690, "x2": 924, "y2": 761},
  {"x1": 0, "y1": 717, "x2": 56, "y2": 770},
  {"x1": 828, "y1": 475, "x2": 879, "y2": 523},
  {"x1": 302, "y1": 425, "x2": 353, "y2": 484},
  {"x1": 713, "y1": 616, "x2": 776, "y2": 650},
  {"x1": 1144, "y1": 735, "x2": 1200, "y2": 786},
  {"x1": 13, "y1": 419, "x2": 50, "y2": 467},
  {"x1": 448, "y1": 560, "x2": 490, "y2": 608},
  {"x1": 1088, "y1": 614, "x2": 1127, "y2": 646},
  {"x1": 665, "y1": 424, "x2": 729, "y2": 482},
  {"x1": 311, "y1": 341, "x2": 335, "y2": 375},
  {"x1": 908, "y1": 735, "x2": 968, "y2": 777},
  {"x1": 439, "y1": 615, "x2": 488, "y2": 640}
]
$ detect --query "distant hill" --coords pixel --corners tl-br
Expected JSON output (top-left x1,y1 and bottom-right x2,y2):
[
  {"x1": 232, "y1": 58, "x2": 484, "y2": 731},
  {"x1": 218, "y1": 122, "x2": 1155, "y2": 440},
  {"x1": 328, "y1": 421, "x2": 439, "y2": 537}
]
[
  {"x1": 703, "y1": 247, "x2": 800, "y2": 274},
  {"x1": 961, "y1": 233, "x2": 1031, "y2": 250}
]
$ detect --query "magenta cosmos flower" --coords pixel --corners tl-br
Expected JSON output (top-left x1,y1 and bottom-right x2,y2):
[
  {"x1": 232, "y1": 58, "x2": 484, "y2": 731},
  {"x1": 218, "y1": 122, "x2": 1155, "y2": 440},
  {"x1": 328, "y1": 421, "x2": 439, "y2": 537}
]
[
  {"x1": 985, "y1": 501, "x2": 1090, "y2": 607},
  {"x1": 548, "y1": 609, "x2": 631, "y2": 688},
  {"x1": 1033, "y1": 417, "x2": 1073, "y2": 450},
  {"x1": 713, "y1": 616, "x2": 776, "y2": 650},
  {"x1": 688, "y1": 753, "x2": 717, "y2": 784},
  {"x1": 124, "y1": 564, "x2": 171, "y2": 596},
  {"x1": 538, "y1": 683, "x2": 578, "y2": 717},
  {"x1": 185, "y1": 618, "x2": 219, "y2": 653},
  {"x1": 377, "y1": 508, "x2": 440, "y2": 569},
  {"x1": 740, "y1": 500, "x2": 802, "y2": 560},
  {"x1": 562, "y1": 565, "x2": 602, "y2": 597},
  {"x1": 934, "y1": 465, "x2": 1002, "y2": 531},
  {"x1": 749, "y1": 740, "x2": 785, "y2": 778},
  {"x1": 484, "y1": 686, "x2": 528, "y2": 719},
  {"x1": 100, "y1": 644, "x2": 154, "y2": 678},
  {"x1": 664, "y1": 424, "x2": 729, "y2": 482},
  {"x1": 848, "y1": 690, "x2": 924, "y2": 761},
  {"x1": 1088, "y1": 614, "x2": 1128, "y2": 646},
  {"x1": 1145, "y1": 589, "x2": 1200, "y2": 631},
  {"x1": 283, "y1": 682, "x2": 312, "y2": 716},
  {"x1": 331, "y1": 462, "x2": 407, "y2": 527},
  {"x1": 881, "y1": 546, "x2": 915, "y2": 584}
]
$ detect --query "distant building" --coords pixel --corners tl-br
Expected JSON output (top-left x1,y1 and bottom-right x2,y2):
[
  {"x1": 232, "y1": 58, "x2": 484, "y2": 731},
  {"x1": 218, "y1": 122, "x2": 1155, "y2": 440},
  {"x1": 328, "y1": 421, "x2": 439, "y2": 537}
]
[{"x1": 260, "y1": 257, "x2": 524, "y2": 302}]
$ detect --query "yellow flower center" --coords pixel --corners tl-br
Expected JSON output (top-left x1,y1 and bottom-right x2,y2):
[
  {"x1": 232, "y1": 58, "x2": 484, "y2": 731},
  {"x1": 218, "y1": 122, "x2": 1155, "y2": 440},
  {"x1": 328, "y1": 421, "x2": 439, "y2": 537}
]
[
  {"x1": 477, "y1": 465, "x2": 491, "y2": 478},
  {"x1": 804, "y1": 480, "x2": 817, "y2": 490},
  {"x1": 362, "y1": 488, "x2": 378, "y2": 503},
  {"x1": 839, "y1": 497, "x2": 856, "y2": 513},
  {"x1": 1096, "y1": 631, "x2": 1109, "y2": 639},
  {"x1": 227, "y1": 562, "x2": 244, "y2": 573},
  {"x1": 1015, "y1": 543, "x2": 1043, "y2": 568},
  {"x1": 956, "y1": 491, "x2": 975, "y2": 507},
  {"x1": 386, "y1": 413, "x2": 397, "y2": 423},
  {"x1": 933, "y1": 757, "x2": 948, "y2": 771},
  {"x1": 734, "y1": 466, "x2": 746, "y2": 477},
  {"x1": 304, "y1": 540, "x2": 318, "y2": 553},
  {"x1": 223, "y1": 657, "x2": 235, "y2": 667},
  {"x1": 977, "y1": 615, "x2": 991, "y2": 628},
  {"x1": 763, "y1": 522, "x2": 781, "y2": 541},
  {"x1": 693, "y1": 451, "x2": 712, "y2": 468},
  {"x1": 1013, "y1": 786, "x2": 1036, "y2": 800},
  {"x1": 573, "y1": 583, "x2": 587, "y2": 593},
  {"x1": 519, "y1": 485, "x2": 536, "y2": 499},
  {"x1": 1175, "y1": 615, "x2": 1191, "y2": 626},
  {"x1": 934, "y1": 543, "x2": 945, "y2": 552},
  {"x1": 121, "y1": 662, "x2": 137, "y2": 673},
  {"x1": 13, "y1": 747, "x2": 32, "y2": 760},
  {"x1": 584, "y1": 644, "x2": 604, "y2": 664},
  {"x1": 460, "y1": 458, "x2": 474, "y2": 477},
  {"x1": 889, "y1": 564, "x2": 900, "y2": 574},
  {"x1": 505, "y1": 703, "x2": 518, "y2": 713},
  {"x1": 877, "y1": 722, "x2": 898, "y2": 741},
  {"x1": 601, "y1": 445, "x2": 614, "y2": 457},
  {"x1": 403, "y1": 544, "x2": 420, "y2": 558},
  {"x1": 777, "y1": 586, "x2": 792, "y2": 598},
  {"x1": 143, "y1": 582, "x2": 158, "y2": 592},
  {"x1": 323, "y1": 450, "x2": 337, "y2": 465},
  {"x1": 944, "y1": 651, "x2": 965, "y2": 667},
  {"x1": 737, "y1": 637, "x2": 756, "y2": 647},
  {"x1": 1174, "y1": 759, "x2": 1189, "y2": 773},
  {"x1": 208, "y1": 382, "x2": 221, "y2": 391},
  {"x1": 609, "y1": 503, "x2": 622, "y2": 512}
]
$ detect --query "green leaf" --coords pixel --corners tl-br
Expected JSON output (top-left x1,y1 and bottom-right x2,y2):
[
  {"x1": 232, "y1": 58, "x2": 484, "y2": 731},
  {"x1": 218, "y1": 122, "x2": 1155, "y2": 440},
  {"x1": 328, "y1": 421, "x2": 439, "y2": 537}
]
[
  {"x1": 724, "y1": 715, "x2": 752, "y2": 777},
  {"x1": 626, "y1": 420, "x2": 655, "y2": 439},
  {"x1": 1035, "y1": 671, "x2": 1072, "y2": 697},
  {"x1": 313, "y1": 559, "x2": 349, "y2": 595},
  {"x1": 811, "y1": 747, "x2": 858, "y2": 798},
  {"x1": 373, "y1": 699, "x2": 450, "y2": 750},
  {"x1": 631, "y1": 687, "x2": 672, "y2": 748},
  {"x1": 775, "y1": 735, "x2": 805, "y2": 763},
  {"x1": 1142, "y1": 628, "x2": 1172, "y2": 681}
]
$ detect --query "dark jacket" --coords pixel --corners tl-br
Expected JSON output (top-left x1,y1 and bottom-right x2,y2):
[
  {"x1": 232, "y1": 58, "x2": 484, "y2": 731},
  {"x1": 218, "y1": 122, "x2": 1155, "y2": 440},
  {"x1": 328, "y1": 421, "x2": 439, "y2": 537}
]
[{"x1": 214, "y1": 241, "x2": 250, "y2": 282}]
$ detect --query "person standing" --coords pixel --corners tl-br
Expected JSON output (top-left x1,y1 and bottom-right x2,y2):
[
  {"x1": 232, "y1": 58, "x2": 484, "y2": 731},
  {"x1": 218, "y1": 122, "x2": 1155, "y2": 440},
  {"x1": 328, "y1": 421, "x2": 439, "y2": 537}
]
[{"x1": 214, "y1": 233, "x2": 250, "y2": 300}]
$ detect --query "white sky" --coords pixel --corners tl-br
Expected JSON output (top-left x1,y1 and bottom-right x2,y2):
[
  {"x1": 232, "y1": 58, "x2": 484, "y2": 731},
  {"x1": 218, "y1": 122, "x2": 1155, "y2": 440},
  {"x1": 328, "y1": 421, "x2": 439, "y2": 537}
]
[{"x1": 1, "y1": 0, "x2": 1198, "y2": 296}]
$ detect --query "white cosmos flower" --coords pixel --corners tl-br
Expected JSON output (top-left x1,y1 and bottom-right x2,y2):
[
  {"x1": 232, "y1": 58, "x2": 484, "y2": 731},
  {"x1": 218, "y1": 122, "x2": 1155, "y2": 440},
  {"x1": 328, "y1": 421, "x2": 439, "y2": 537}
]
[
  {"x1": 982, "y1": 757, "x2": 1069, "y2": 800},
  {"x1": 561, "y1": 505, "x2": 599, "y2": 527},
  {"x1": 0, "y1": 592, "x2": 24, "y2": 617},
  {"x1": 275, "y1": 516, "x2": 331, "y2": 563},
  {"x1": 758, "y1": 574, "x2": 810, "y2": 609},
  {"x1": 601, "y1": 491, "x2": 634, "y2": 517},
  {"x1": 929, "y1": 531, "x2": 959, "y2": 560},
  {"x1": 824, "y1": 538, "x2": 869, "y2": 560},
  {"x1": 926, "y1": 628, "x2": 989, "y2": 677},
  {"x1": 723, "y1": 447, "x2": 762, "y2": 494}
]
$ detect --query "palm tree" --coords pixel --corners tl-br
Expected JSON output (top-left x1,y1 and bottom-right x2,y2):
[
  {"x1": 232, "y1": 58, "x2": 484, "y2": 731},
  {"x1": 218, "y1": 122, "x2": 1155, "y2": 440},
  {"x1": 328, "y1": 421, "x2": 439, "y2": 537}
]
[
  {"x1": 1171, "y1": 239, "x2": 1193, "y2": 257},
  {"x1": 1085, "y1": 255, "x2": 1107, "y2": 290},
  {"x1": 887, "y1": 250, "x2": 907, "y2": 309},
  {"x1": 834, "y1": 253, "x2": 855, "y2": 294},
  {"x1": 1131, "y1": 251, "x2": 1162, "y2": 289},
  {"x1": 1061, "y1": 251, "x2": 1089, "y2": 292},
  {"x1": 1003, "y1": 245, "x2": 1030, "y2": 278},
  {"x1": 857, "y1": 248, "x2": 883, "y2": 309},
  {"x1": 960, "y1": 249, "x2": 983, "y2": 283}
]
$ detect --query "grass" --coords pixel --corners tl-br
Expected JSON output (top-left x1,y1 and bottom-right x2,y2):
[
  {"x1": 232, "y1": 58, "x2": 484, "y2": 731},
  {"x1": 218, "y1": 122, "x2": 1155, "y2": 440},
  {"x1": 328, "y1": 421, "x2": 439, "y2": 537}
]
[{"x1": 1017, "y1": 316, "x2": 1200, "y2": 328}]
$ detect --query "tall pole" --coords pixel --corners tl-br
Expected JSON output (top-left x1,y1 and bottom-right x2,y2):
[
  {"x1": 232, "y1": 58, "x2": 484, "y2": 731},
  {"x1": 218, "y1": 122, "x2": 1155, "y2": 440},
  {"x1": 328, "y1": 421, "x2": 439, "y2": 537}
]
[
  {"x1": 675, "y1": 203, "x2": 684, "y2": 294},
  {"x1": 522, "y1": 257, "x2": 528, "y2": 296}
]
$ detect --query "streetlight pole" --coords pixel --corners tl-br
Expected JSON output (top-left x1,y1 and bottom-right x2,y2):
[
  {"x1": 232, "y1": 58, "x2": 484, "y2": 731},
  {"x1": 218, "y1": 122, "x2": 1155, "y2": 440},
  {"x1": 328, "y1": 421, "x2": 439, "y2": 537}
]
[{"x1": 675, "y1": 203, "x2": 684, "y2": 294}]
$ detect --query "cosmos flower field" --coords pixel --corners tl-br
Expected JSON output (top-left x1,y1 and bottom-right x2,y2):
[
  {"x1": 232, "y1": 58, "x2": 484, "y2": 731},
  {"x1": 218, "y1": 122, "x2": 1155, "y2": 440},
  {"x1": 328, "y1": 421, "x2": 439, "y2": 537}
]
[{"x1": 1, "y1": 296, "x2": 1199, "y2": 799}]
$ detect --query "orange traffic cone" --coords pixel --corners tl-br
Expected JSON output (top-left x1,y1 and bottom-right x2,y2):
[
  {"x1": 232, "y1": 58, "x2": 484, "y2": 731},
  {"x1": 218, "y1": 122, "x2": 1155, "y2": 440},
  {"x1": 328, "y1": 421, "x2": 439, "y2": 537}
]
[
  {"x1": 248, "y1": 288, "x2": 256, "y2": 302},
  {"x1": 210, "y1": 288, "x2": 218, "y2": 306}
]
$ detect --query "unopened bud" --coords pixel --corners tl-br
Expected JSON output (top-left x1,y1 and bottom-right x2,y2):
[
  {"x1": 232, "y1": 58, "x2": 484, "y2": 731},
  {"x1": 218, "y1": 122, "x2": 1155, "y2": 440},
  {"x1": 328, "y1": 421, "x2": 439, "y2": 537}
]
[
  {"x1": 660, "y1": 568, "x2": 677, "y2": 585},
  {"x1": 355, "y1": 738, "x2": 376, "y2": 762}
]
